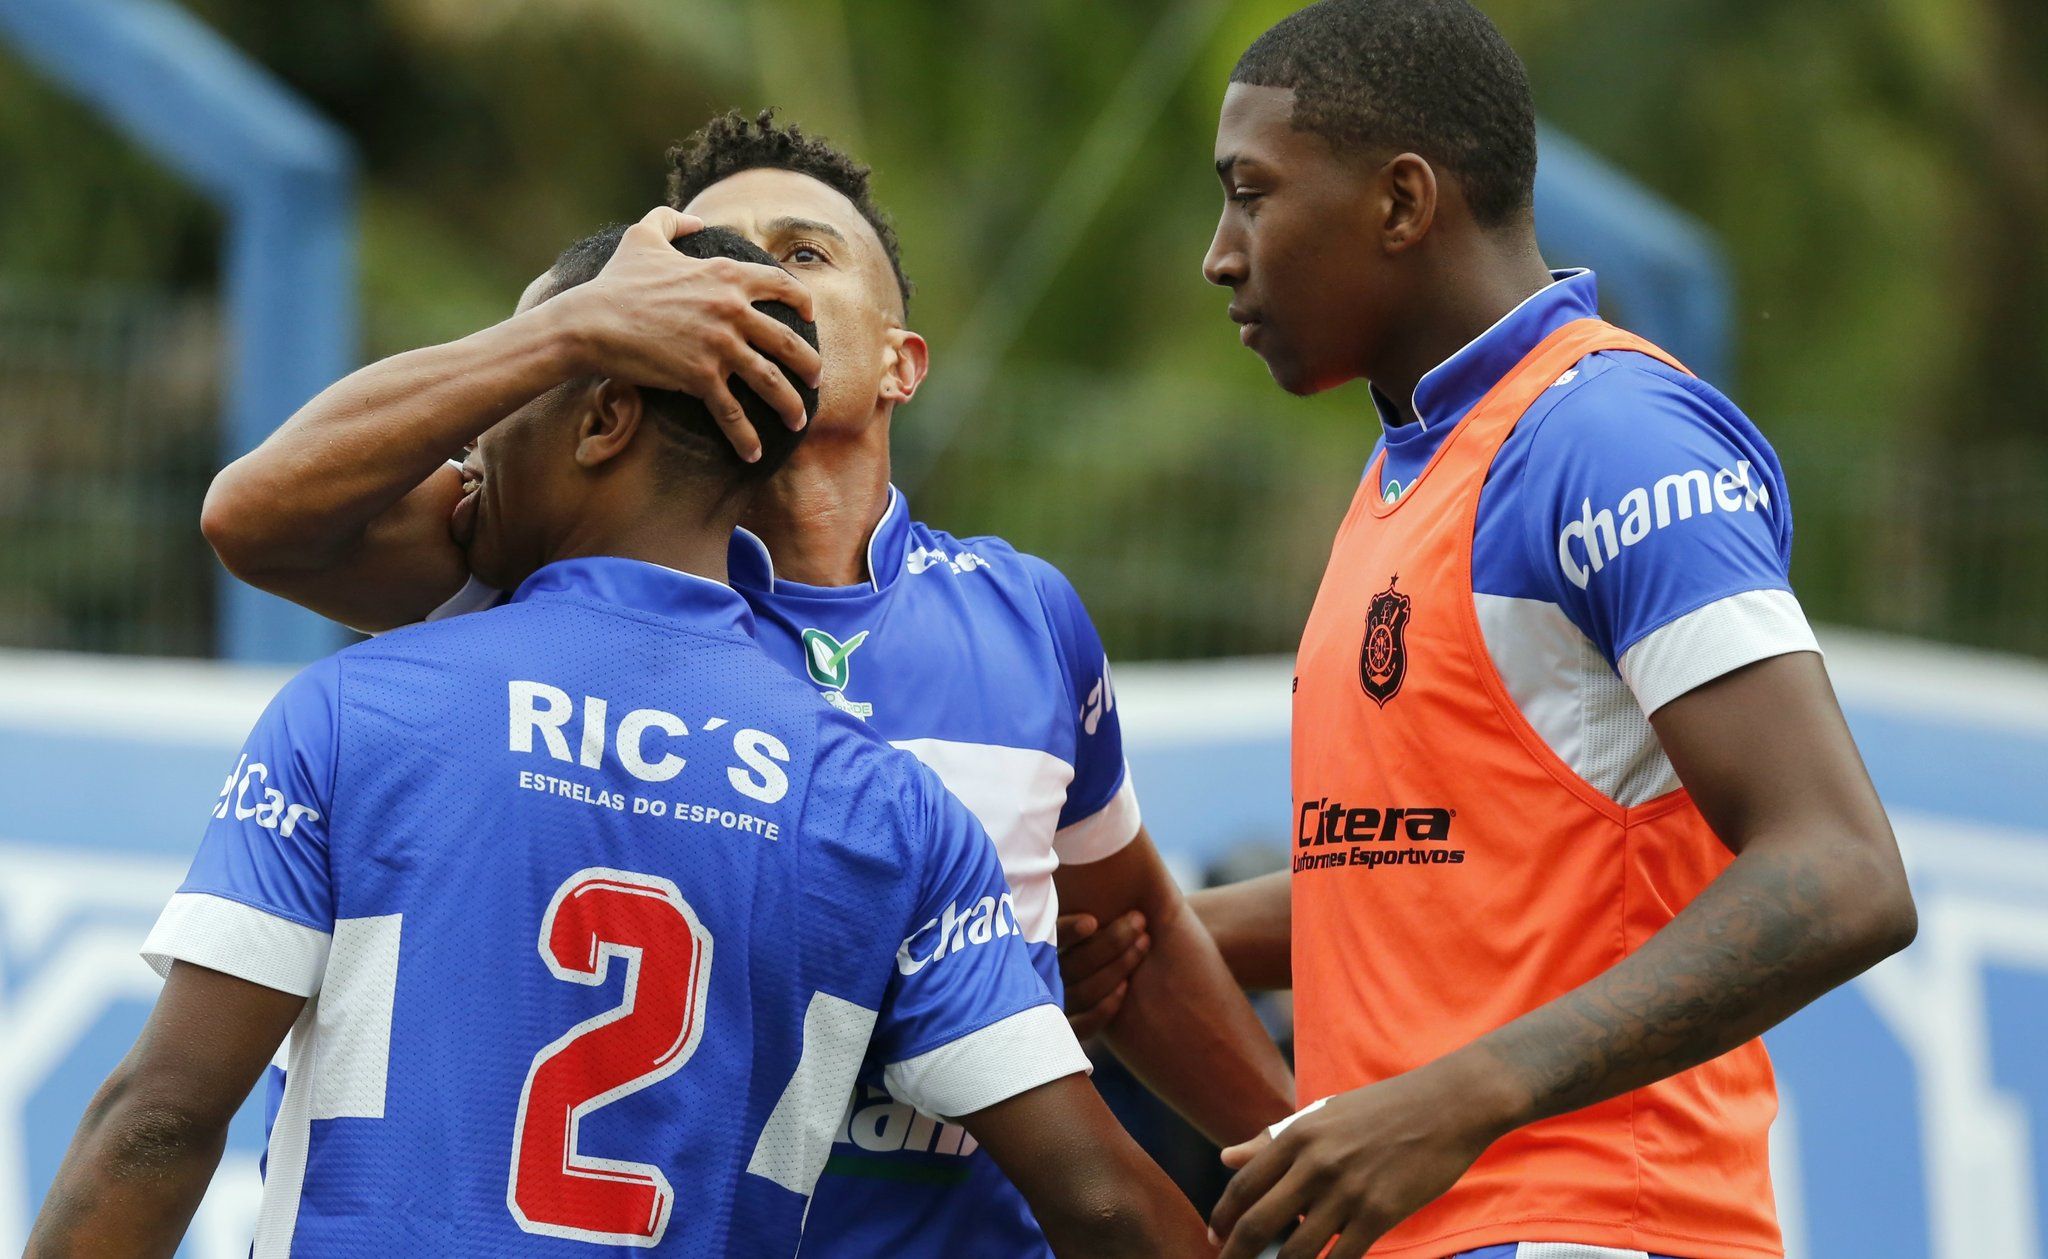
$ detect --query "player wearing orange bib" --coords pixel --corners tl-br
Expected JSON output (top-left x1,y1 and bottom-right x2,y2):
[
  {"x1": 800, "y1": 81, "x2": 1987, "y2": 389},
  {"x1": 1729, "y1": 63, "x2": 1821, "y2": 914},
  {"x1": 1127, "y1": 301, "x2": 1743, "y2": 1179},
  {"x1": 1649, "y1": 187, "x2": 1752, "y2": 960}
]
[{"x1": 1144, "y1": 3, "x2": 1915, "y2": 1257}]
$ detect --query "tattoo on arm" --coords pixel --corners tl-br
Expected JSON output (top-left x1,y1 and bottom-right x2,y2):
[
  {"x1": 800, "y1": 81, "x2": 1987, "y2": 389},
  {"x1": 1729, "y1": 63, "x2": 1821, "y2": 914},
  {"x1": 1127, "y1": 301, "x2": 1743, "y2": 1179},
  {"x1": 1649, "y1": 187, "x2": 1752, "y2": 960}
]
[{"x1": 1474, "y1": 839, "x2": 1896, "y2": 1126}]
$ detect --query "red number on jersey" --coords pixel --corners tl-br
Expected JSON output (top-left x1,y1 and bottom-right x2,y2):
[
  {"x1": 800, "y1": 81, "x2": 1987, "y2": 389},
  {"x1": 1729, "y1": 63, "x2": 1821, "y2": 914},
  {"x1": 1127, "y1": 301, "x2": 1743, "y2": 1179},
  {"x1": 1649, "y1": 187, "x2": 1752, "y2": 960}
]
[{"x1": 508, "y1": 868, "x2": 714, "y2": 1246}]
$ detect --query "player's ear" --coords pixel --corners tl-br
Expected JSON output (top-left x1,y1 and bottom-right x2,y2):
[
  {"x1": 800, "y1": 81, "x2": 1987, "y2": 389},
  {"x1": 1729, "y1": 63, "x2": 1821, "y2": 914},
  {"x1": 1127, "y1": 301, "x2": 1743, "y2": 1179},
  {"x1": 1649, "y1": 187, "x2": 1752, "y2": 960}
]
[
  {"x1": 574, "y1": 378, "x2": 644, "y2": 470},
  {"x1": 1379, "y1": 152, "x2": 1438, "y2": 255},
  {"x1": 881, "y1": 328, "x2": 929, "y2": 406}
]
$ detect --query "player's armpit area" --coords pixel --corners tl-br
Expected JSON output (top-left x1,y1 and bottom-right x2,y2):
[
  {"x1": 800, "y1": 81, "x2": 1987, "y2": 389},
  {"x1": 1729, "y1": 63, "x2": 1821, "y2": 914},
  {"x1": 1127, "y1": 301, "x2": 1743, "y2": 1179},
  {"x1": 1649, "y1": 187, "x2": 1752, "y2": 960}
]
[
  {"x1": 27, "y1": 962, "x2": 304, "y2": 1257},
  {"x1": 961, "y1": 1072, "x2": 1216, "y2": 1259}
]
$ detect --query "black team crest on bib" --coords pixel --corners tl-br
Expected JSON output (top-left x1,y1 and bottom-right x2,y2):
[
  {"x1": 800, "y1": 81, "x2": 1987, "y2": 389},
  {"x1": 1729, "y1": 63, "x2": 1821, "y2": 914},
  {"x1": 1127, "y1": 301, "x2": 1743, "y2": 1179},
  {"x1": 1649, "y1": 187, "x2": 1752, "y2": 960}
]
[{"x1": 1360, "y1": 576, "x2": 1411, "y2": 706}]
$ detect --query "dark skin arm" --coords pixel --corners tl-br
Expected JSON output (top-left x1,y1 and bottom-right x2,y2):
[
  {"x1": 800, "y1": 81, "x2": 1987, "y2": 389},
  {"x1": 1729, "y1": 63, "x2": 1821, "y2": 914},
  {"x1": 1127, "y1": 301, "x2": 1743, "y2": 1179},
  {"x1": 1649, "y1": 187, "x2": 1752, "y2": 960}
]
[
  {"x1": 1188, "y1": 869, "x2": 1291, "y2": 991},
  {"x1": 1067, "y1": 871, "x2": 1290, "y2": 1015},
  {"x1": 1053, "y1": 829, "x2": 1294, "y2": 1145},
  {"x1": 1209, "y1": 652, "x2": 1919, "y2": 1259},
  {"x1": 28, "y1": 963, "x2": 304, "y2": 1259},
  {"x1": 962, "y1": 1071, "x2": 1216, "y2": 1258},
  {"x1": 201, "y1": 206, "x2": 818, "y2": 632}
]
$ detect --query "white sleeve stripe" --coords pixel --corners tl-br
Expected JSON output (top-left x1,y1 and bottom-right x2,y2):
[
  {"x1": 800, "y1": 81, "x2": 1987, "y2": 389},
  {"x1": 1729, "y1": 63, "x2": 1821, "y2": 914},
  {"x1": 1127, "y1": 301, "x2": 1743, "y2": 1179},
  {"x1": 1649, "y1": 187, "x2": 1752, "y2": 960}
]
[
  {"x1": 1619, "y1": 588, "x2": 1821, "y2": 716},
  {"x1": 141, "y1": 892, "x2": 331, "y2": 997},
  {"x1": 882, "y1": 1003, "x2": 1091, "y2": 1119},
  {"x1": 1052, "y1": 771, "x2": 1142, "y2": 865}
]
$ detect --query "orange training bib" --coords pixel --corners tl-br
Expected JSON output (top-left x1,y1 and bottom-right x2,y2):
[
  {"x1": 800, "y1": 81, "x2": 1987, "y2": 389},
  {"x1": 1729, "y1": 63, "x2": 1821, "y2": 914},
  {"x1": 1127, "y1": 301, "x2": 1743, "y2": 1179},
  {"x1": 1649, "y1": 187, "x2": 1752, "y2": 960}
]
[{"x1": 1291, "y1": 319, "x2": 1781, "y2": 1259}]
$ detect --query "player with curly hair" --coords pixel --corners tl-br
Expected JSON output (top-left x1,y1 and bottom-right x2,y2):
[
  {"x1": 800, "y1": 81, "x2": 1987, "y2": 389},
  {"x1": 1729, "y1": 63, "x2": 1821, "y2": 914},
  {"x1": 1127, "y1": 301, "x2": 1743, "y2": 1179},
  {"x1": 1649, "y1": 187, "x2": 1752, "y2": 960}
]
[{"x1": 198, "y1": 108, "x2": 1293, "y2": 1257}]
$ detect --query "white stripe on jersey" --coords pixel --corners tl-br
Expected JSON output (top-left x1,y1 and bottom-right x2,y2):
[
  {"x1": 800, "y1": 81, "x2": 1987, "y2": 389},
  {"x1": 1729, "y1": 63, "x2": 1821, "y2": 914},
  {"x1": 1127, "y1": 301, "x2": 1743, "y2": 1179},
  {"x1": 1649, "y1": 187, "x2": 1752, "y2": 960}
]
[
  {"x1": 1052, "y1": 772, "x2": 1142, "y2": 865},
  {"x1": 143, "y1": 891, "x2": 332, "y2": 997},
  {"x1": 1476, "y1": 588, "x2": 1820, "y2": 807},
  {"x1": 748, "y1": 992, "x2": 879, "y2": 1197},
  {"x1": 889, "y1": 738, "x2": 1074, "y2": 946},
  {"x1": 882, "y1": 1003, "x2": 1089, "y2": 1119},
  {"x1": 1620, "y1": 587, "x2": 1820, "y2": 715}
]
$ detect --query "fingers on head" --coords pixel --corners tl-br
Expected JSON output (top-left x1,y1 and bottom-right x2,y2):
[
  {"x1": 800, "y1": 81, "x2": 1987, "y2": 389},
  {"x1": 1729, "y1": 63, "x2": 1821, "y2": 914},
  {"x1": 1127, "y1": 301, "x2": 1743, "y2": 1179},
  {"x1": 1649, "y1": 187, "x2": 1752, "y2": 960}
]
[
  {"x1": 745, "y1": 356, "x2": 809, "y2": 429},
  {"x1": 704, "y1": 385, "x2": 761, "y2": 462},
  {"x1": 637, "y1": 206, "x2": 702, "y2": 240}
]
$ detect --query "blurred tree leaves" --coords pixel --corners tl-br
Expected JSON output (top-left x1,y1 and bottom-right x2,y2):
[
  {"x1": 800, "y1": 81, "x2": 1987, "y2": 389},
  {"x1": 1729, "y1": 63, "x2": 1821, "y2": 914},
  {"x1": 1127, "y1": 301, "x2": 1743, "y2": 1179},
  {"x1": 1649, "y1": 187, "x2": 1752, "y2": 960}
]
[{"x1": 3, "y1": 0, "x2": 2044, "y2": 656}]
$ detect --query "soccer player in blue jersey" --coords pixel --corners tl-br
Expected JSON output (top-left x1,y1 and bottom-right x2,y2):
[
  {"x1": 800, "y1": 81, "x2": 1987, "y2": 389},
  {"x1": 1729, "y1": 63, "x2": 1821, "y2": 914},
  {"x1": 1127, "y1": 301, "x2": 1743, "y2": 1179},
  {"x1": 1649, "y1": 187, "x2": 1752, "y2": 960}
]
[
  {"x1": 28, "y1": 224, "x2": 1211, "y2": 1259},
  {"x1": 196, "y1": 114, "x2": 1292, "y2": 1255}
]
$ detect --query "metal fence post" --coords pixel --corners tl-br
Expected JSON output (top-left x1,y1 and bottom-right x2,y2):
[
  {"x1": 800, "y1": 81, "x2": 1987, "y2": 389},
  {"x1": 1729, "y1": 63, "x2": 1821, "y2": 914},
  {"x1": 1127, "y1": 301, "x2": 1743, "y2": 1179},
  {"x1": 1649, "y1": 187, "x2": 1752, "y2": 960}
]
[{"x1": 0, "y1": 0, "x2": 356, "y2": 662}]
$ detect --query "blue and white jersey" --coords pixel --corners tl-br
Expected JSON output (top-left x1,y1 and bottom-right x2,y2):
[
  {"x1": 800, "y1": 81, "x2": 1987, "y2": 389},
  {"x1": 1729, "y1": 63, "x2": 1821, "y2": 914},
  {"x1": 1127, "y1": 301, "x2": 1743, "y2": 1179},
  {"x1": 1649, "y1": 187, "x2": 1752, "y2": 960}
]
[
  {"x1": 427, "y1": 496, "x2": 1141, "y2": 1257},
  {"x1": 1367, "y1": 268, "x2": 1820, "y2": 806},
  {"x1": 145, "y1": 557, "x2": 1087, "y2": 1257},
  {"x1": 733, "y1": 495, "x2": 1141, "y2": 1259}
]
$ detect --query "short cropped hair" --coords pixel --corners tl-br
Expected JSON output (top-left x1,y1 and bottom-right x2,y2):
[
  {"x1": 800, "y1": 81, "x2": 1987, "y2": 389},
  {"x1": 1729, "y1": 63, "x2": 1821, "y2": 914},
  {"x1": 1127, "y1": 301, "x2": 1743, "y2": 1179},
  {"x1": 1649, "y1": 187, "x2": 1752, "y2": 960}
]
[
  {"x1": 1232, "y1": 0, "x2": 1537, "y2": 227},
  {"x1": 543, "y1": 224, "x2": 819, "y2": 480},
  {"x1": 666, "y1": 108, "x2": 913, "y2": 313}
]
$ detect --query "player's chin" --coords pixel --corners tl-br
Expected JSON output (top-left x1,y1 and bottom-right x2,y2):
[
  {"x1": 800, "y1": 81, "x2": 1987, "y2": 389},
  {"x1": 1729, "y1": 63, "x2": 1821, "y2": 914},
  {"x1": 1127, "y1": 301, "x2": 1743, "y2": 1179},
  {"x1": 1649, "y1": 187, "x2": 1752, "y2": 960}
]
[
  {"x1": 463, "y1": 533, "x2": 512, "y2": 593},
  {"x1": 1259, "y1": 345, "x2": 1319, "y2": 397}
]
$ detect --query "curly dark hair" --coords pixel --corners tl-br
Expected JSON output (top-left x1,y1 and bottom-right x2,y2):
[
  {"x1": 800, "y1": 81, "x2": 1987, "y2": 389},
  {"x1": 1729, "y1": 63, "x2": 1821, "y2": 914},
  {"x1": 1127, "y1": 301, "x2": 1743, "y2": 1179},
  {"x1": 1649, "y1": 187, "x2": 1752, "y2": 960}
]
[
  {"x1": 666, "y1": 109, "x2": 912, "y2": 313},
  {"x1": 1233, "y1": 0, "x2": 1537, "y2": 228}
]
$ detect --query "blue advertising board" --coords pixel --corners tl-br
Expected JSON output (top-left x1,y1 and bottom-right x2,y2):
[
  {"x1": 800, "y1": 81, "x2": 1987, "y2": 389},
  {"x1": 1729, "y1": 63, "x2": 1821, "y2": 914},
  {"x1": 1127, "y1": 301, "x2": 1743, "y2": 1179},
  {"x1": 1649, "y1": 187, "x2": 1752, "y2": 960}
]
[{"x1": 1, "y1": 632, "x2": 2044, "y2": 1256}]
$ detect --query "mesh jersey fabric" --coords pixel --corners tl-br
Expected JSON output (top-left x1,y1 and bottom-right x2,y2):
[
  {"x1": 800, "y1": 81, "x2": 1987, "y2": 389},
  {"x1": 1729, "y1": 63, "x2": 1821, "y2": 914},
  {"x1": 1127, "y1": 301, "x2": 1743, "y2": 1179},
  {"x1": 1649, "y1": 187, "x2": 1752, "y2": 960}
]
[
  {"x1": 423, "y1": 494, "x2": 1142, "y2": 1259},
  {"x1": 144, "y1": 557, "x2": 1086, "y2": 1257}
]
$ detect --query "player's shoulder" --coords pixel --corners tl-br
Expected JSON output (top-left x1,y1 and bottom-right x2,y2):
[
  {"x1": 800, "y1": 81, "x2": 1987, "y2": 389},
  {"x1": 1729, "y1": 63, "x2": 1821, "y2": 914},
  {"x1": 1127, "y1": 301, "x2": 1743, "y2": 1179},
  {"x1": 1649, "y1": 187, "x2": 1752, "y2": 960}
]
[
  {"x1": 261, "y1": 651, "x2": 346, "y2": 724},
  {"x1": 1503, "y1": 348, "x2": 1788, "y2": 517},
  {"x1": 1522, "y1": 349, "x2": 1776, "y2": 466},
  {"x1": 802, "y1": 704, "x2": 952, "y2": 877},
  {"x1": 904, "y1": 519, "x2": 1030, "y2": 585},
  {"x1": 915, "y1": 521, "x2": 1088, "y2": 616}
]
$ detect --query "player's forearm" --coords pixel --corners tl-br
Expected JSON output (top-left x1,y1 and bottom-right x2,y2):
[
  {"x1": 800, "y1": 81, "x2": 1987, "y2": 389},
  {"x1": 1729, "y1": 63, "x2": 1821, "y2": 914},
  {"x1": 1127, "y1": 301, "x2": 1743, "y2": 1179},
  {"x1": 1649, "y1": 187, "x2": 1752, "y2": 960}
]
[
  {"x1": 1036, "y1": 1181, "x2": 1217, "y2": 1259},
  {"x1": 1443, "y1": 830, "x2": 1916, "y2": 1141},
  {"x1": 969, "y1": 1073, "x2": 1217, "y2": 1258},
  {"x1": 1187, "y1": 869, "x2": 1291, "y2": 990},
  {"x1": 1102, "y1": 895, "x2": 1294, "y2": 1145},
  {"x1": 28, "y1": 1075, "x2": 228, "y2": 1258},
  {"x1": 202, "y1": 294, "x2": 587, "y2": 578},
  {"x1": 1027, "y1": 1133, "x2": 1216, "y2": 1259}
]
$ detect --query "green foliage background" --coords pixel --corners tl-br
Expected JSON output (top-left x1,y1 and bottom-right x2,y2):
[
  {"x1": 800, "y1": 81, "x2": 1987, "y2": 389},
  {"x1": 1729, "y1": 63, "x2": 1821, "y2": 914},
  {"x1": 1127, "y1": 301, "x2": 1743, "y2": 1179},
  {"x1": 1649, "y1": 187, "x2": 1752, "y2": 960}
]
[{"x1": 3, "y1": 0, "x2": 2044, "y2": 658}]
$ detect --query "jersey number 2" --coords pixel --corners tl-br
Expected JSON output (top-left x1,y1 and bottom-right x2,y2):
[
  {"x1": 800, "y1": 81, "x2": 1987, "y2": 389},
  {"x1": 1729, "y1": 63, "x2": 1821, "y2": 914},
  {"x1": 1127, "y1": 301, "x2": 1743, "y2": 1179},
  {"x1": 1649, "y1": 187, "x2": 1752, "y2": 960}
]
[{"x1": 508, "y1": 868, "x2": 714, "y2": 1247}]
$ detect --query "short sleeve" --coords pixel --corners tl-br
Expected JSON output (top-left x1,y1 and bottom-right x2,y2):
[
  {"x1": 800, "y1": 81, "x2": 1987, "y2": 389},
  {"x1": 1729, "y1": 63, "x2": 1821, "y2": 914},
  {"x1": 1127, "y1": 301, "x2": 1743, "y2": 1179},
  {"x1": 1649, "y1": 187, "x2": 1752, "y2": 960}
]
[
  {"x1": 1519, "y1": 361, "x2": 1821, "y2": 714},
  {"x1": 140, "y1": 656, "x2": 342, "y2": 997},
  {"x1": 874, "y1": 765, "x2": 1090, "y2": 1118},
  {"x1": 1027, "y1": 559, "x2": 1142, "y2": 864}
]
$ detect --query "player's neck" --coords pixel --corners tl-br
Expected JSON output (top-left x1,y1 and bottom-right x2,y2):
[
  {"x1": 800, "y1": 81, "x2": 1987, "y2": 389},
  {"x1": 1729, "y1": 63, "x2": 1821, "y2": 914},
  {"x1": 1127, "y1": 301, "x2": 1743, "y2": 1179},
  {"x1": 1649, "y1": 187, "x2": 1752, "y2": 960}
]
[
  {"x1": 547, "y1": 495, "x2": 744, "y2": 588},
  {"x1": 739, "y1": 420, "x2": 894, "y2": 588},
  {"x1": 1369, "y1": 230, "x2": 1553, "y2": 426}
]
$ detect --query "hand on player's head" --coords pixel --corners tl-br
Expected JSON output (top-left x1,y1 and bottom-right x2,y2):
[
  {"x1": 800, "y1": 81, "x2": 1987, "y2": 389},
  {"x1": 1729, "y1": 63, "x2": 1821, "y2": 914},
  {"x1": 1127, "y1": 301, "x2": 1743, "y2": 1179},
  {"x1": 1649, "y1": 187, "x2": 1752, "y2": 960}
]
[
  {"x1": 556, "y1": 205, "x2": 822, "y2": 463},
  {"x1": 669, "y1": 112, "x2": 925, "y2": 437}
]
